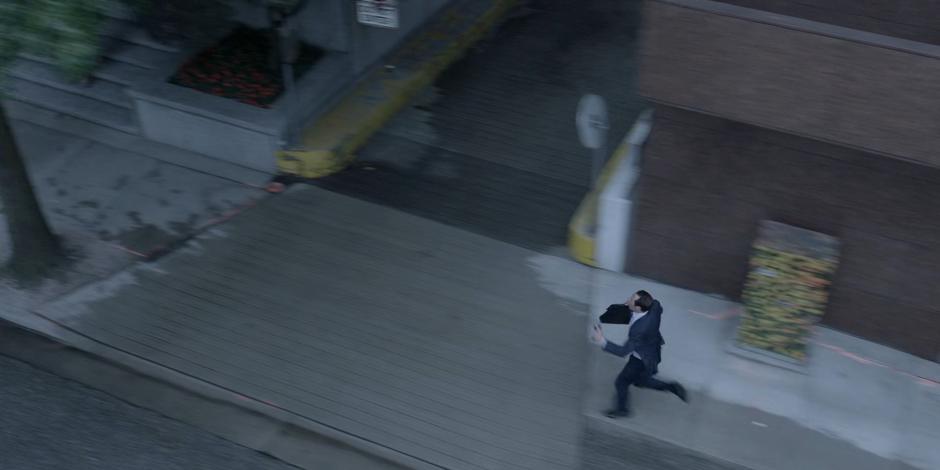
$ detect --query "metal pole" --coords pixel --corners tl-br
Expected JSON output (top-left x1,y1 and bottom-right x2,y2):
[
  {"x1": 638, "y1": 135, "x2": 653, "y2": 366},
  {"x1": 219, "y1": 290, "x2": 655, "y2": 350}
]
[
  {"x1": 281, "y1": 52, "x2": 296, "y2": 146},
  {"x1": 591, "y1": 143, "x2": 606, "y2": 187}
]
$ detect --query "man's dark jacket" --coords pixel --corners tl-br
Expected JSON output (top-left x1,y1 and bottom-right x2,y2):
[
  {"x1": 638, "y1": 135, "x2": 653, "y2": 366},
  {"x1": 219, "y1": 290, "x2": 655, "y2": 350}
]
[{"x1": 599, "y1": 300, "x2": 666, "y2": 374}]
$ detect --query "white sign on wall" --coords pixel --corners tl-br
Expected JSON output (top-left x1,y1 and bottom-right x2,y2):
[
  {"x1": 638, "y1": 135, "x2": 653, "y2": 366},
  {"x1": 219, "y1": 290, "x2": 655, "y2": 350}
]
[{"x1": 356, "y1": 0, "x2": 399, "y2": 29}]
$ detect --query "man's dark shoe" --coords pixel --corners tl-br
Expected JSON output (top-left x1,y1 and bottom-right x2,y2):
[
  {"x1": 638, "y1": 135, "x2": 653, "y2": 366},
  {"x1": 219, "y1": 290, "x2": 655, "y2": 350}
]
[
  {"x1": 605, "y1": 409, "x2": 631, "y2": 419},
  {"x1": 672, "y1": 382, "x2": 688, "y2": 403}
]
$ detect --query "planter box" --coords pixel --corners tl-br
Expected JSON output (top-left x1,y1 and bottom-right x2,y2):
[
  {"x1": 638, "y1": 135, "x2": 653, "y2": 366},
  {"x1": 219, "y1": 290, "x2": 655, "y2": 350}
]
[
  {"x1": 735, "y1": 220, "x2": 841, "y2": 362},
  {"x1": 128, "y1": 51, "x2": 353, "y2": 172},
  {"x1": 130, "y1": 83, "x2": 283, "y2": 171}
]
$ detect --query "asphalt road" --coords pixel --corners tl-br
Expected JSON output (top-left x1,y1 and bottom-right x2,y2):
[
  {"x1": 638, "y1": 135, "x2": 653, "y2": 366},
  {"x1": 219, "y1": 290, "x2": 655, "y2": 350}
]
[
  {"x1": 0, "y1": 354, "x2": 295, "y2": 470},
  {"x1": 315, "y1": 0, "x2": 647, "y2": 252}
]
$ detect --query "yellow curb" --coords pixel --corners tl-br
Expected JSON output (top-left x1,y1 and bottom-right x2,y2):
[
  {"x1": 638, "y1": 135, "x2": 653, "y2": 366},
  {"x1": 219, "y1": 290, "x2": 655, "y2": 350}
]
[
  {"x1": 276, "y1": 0, "x2": 519, "y2": 178},
  {"x1": 567, "y1": 137, "x2": 634, "y2": 267}
]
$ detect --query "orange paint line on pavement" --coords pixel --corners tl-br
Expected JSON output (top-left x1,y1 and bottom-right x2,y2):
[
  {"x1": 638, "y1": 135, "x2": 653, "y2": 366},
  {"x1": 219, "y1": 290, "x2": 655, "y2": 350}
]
[
  {"x1": 688, "y1": 308, "x2": 741, "y2": 321},
  {"x1": 686, "y1": 306, "x2": 939, "y2": 388},
  {"x1": 811, "y1": 340, "x2": 940, "y2": 387},
  {"x1": 811, "y1": 341, "x2": 890, "y2": 369}
]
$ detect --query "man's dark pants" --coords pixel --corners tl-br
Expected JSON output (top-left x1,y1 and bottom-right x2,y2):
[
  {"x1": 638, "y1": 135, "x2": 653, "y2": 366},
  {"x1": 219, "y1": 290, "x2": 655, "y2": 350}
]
[{"x1": 614, "y1": 355, "x2": 672, "y2": 412}]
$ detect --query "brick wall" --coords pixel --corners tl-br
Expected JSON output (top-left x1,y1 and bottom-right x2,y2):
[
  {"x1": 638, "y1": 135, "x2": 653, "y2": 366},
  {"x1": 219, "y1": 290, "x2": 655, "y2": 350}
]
[
  {"x1": 636, "y1": 0, "x2": 940, "y2": 170},
  {"x1": 629, "y1": 106, "x2": 940, "y2": 361},
  {"x1": 719, "y1": 0, "x2": 940, "y2": 45}
]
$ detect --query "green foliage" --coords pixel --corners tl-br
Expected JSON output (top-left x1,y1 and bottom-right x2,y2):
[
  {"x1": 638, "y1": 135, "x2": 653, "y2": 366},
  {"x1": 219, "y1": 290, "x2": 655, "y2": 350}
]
[
  {"x1": 0, "y1": 0, "x2": 238, "y2": 82},
  {"x1": 0, "y1": 0, "x2": 109, "y2": 81}
]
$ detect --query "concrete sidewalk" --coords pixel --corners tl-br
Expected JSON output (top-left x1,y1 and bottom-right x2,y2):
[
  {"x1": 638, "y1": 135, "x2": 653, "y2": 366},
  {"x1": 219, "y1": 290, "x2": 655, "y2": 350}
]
[
  {"x1": 566, "y1": 267, "x2": 940, "y2": 470},
  {"x1": 3, "y1": 108, "x2": 270, "y2": 259},
  {"x1": 25, "y1": 186, "x2": 588, "y2": 470},
  {"x1": 1, "y1": 110, "x2": 270, "y2": 331}
]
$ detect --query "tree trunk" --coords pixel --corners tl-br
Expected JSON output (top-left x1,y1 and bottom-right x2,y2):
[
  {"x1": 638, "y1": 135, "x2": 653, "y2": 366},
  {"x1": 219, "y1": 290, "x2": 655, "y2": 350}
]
[{"x1": 0, "y1": 103, "x2": 62, "y2": 279}]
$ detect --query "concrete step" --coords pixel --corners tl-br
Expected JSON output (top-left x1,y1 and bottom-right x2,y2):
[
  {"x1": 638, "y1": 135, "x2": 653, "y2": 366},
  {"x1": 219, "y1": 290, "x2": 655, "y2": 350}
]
[
  {"x1": 102, "y1": 18, "x2": 180, "y2": 54},
  {"x1": 101, "y1": 17, "x2": 182, "y2": 54},
  {"x1": 9, "y1": 58, "x2": 133, "y2": 110},
  {"x1": 6, "y1": 99, "x2": 273, "y2": 188},
  {"x1": 94, "y1": 58, "x2": 154, "y2": 87},
  {"x1": 7, "y1": 14, "x2": 182, "y2": 139},
  {"x1": 5, "y1": 80, "x2": 138, "y2": 135},
  {"x1": 104, "y1": 38, "x2": 178, "y2": 70},
  {"x1": 100, "y1": 0, "x2": 193, "y2": 53},
  {"x1": 22, "y1": 52, "x2": 157, "y2": 88},
  {"x1": 28, "y1": 24, "x2": 177, "y2": 72}
]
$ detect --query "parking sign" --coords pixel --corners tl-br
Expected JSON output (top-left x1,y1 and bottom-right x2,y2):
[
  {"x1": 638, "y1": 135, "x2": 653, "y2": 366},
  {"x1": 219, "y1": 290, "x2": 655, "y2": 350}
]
[{"x1": 357, "y1": 0, "x2": 399, "y2": 29}]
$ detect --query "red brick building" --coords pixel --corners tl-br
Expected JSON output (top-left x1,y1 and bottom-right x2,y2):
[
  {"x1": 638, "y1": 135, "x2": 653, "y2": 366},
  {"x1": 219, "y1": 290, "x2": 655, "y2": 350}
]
[{"x1": 630, "y1": 0, "x2": 940, "y2": 361}]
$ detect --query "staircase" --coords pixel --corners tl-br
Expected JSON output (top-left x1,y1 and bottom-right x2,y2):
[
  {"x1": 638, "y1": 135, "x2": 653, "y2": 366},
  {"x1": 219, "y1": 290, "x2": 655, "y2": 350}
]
[{"x1": 4, "y1": 4, "x2": 181, "y2": 135}]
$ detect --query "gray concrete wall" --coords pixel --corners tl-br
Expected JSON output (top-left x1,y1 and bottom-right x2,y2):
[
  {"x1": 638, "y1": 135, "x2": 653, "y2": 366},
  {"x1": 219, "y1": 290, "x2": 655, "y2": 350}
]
[
  {"x1": 295, "y1": 0, "x2": 353, "y2": 52},
  {"x1": 233, "y1": 0, "x2": 352, "y2": 52},
  {"x1": 129, "y1": 83, "x2": 284, "y2": 172},
  {"x1": 718, "y1": 0, "x2": 940, "y2": 46},
  {"x1": 233, "y1": 0, "x2": 452, "y2": 68},
  {"x1": 349, "y1": 0, "x2": 452, "y2": 73}
]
